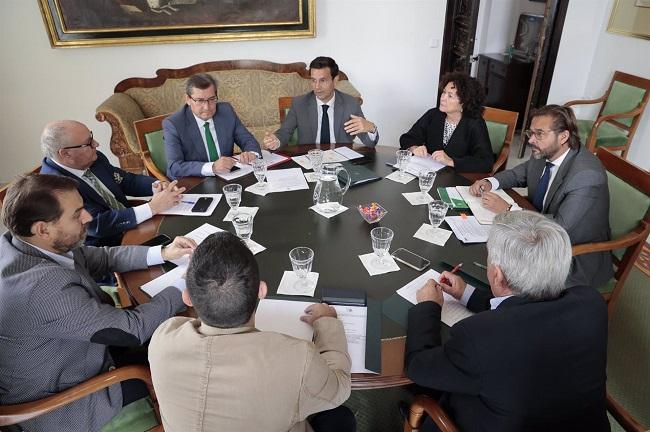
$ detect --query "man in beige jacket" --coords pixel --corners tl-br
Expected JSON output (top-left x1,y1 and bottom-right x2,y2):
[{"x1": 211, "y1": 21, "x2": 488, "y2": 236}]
[{"x1": 149, "y1": 232, "x2": 355, "y2": 432}]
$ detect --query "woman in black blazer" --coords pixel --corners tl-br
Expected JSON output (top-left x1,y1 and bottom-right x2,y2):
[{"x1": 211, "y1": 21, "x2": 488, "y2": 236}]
[{"x1": 400, "y1": 72, "x2": 494, "y2": 173}]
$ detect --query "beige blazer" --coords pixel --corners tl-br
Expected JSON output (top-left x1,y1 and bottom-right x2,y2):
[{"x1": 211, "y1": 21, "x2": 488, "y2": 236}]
[{"x1": 149, "y1": 316, "x2": 351, "y2": 432}]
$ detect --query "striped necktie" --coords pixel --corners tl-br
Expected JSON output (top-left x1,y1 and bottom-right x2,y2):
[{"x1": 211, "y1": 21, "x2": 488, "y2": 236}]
[{"x1": 83, "y1": 170, "x2": 125, "y2": 210}]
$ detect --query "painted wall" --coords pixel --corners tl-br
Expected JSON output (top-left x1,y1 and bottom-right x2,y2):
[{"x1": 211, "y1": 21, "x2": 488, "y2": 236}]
[{"x1": 0, "y1": 0, "x2": 446, "y2": 183}]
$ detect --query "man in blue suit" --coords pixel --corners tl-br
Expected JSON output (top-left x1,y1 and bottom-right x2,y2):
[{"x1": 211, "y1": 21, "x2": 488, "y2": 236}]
[
  {"x1": 40, "y1": 120, "x2": 184, "y2": 247},
  {"x1": 163, "y1": 73, "x2": 262, "y2": 179}
]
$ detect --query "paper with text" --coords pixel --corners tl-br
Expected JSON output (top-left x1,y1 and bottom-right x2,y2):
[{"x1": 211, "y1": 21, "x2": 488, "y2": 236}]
[
  {"x1": 455, "y1": 186, "x2": 515, "y2": 224},
  {"x1": 332, "y1": 305, "x2": 376, "y2": 374},
  {"x1": 266, "y1": 168, "x2": 309, "y2": 192},
  {"x1": 445, "y1": 216, "x2": 491, "y2": 243},
  {"x1": 333, "y1": 147, "x2": 364, "y2": 160},
  {"x1": 216, "y1": 161, "x2": 254, "y2": 181}
]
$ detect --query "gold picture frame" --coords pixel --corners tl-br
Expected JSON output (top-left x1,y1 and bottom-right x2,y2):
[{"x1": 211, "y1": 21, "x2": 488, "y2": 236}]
[
  {"x1": 607, "y1": 0, "x2": 650, "y2": 40},
  {"x1": 38, "y1": 0, "x2": 315, "y2": 48}
]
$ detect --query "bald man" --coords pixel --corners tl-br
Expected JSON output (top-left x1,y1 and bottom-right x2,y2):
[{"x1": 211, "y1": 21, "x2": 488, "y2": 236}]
[{"x1": 40, "y1": 120, "x2": 184, "y2": 247}]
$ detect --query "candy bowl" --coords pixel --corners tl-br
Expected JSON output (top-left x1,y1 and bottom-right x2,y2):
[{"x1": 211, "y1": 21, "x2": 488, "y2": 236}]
[{"x1": 357, "y1": 202, "x2": 388, "y2": 224}]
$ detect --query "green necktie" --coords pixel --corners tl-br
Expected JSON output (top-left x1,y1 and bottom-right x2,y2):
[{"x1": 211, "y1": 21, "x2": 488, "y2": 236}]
[
  {"x1": 204, "y1": 122, "x2": 220, "y2": 161},
  {"x1": 83, "y1": 170, "x2": 125, "y2": 210}
]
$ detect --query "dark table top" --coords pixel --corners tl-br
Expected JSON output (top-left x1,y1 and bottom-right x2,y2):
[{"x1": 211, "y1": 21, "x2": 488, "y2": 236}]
[{"x1": 121, "y1": 144, "x2": 526, "y2": 388}]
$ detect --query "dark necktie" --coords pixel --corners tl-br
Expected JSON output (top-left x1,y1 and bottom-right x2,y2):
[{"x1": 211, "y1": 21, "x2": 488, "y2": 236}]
[
  {"x1": 320, "y1": 105, "x2": 330, "y2": 144},
  {"x1": 83, "y1": 170, "x2": 125, "y2": 210},
  {"x1": 532, "y1": 161, "x2": 554, "y2": 212}
]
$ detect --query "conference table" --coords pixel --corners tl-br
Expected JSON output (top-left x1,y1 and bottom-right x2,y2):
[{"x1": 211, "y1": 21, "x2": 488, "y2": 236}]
[{"x1": 120, "y1": 144, "x2": 529, "y2": 389}]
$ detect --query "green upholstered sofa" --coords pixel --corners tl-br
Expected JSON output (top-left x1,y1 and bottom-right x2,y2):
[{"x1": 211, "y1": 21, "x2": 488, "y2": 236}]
[{"x1": 96, "y1": 60, "x2": 362, "y2": 174}]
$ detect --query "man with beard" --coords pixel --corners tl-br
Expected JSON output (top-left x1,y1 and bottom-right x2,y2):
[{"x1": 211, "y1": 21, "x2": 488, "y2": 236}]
[
  {"x1": 467, "y1": 104, "x2": 612, "y2": 293},
  {"x1": 163, "y1": 73, "x2": 261, "y2": 179},
  {"x1": 0, "y1": 174, "x2": 195, "y2": 432}
]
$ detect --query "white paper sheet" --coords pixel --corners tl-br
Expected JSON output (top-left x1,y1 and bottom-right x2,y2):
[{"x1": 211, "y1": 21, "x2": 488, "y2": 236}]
[
  {"x1": 170, "y1": 223, "x2": 224, "y2": 267},
  {"x1": 141, "y1": 265, "x2": 186, "y2": 298},
  {"x1": 304, "y1": 172, "x2": 319, "y2": 183},
  {"x1": 333, "y1": 147, "x2": 364, "y2": 160},
  {"x1": 401, "y1": 156, "x2": 446, "y2": 176},
  {"x1": 159, "y1": 194, "x2": 222, "y2": 216},
  {"x1": 291, "y1": 155, "x2": 312, "y2": 170},
  {"x1": 260, "y1": 150, "x2": 290, "y2": 167},
  {"x1": 245, "y1": 182, "x2": 270, "y2": 196},
  {"x1": 445, "y1": 216, "x2": 491, "y2": 243},
  {"x1": 455, "y1": 186, "x2": 515, "y2": 224},
  {"x1": 413, "y1": 223, "x2": 453, "y2": 246},
  {"x1": 331, "y1": 305, "x2": 376, "y2": 374},
  {"x1": 266, "y1": 168, "x2": 309, "y2": 192},
  {"x1": 255, "y1": 299, "x2": 315, "y2": 341},
  {"x1": 396, "y1": 269, "x2": 475, "y2": 327},
  {"x1": 223, "y1": 207, "x2": 259, "y2": 222},
  {"x1": 276, "y1": 271, "x2": 319, "y2": 296},
  {"x1": 245, "y1": 239, "x2": 266, "y2": 256},
  {"x1": 322, "y1": 149, "x2": 349, "y2": 163},
  {"x1": 216, "y1": 161, "x2": 254, "y2": 181},
  {"x1": 359, "y1": 253, "x2": 400, "y2": 276},
  {"x1": 385, "y1": 171, "x2": 415, "y2": 184},
  {"x1": 402, "y1": 192, "x2": 434, "y2": 206}
]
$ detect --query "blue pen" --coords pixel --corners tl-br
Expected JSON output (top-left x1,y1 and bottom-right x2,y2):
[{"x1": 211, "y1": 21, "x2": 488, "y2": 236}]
[{"x1": 181, "y1": 200, "x2": 196, "y2": 205}]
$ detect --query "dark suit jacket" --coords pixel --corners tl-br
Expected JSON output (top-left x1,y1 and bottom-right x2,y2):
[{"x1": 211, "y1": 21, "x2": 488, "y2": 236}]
[
  {"x1": 163, "y1": 102, "x2": 261, "y2": 179},
  {"x1": 275, "y1": 90, "x2": 379, "y2": 147},
  {"x1": 406, "y1": 286, "x2": 609, "y2": 432},
  {"x1": 0, "y1": 233, "x2": 184, "y2": 432},
  {"x1": 494, "y1": 146, "x2": 613, "y2": 288},
  {"x1": 400, "y1": 107, "x2": 494, "y2": 172},
  {"x1": 40, "y1": 152, "x2": 155, "y2": 247}
]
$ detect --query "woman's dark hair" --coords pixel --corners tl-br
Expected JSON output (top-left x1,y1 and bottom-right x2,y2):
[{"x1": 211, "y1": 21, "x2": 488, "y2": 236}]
[{"x1": 439, "y1": 72, "x2": 485, "y2": 118}]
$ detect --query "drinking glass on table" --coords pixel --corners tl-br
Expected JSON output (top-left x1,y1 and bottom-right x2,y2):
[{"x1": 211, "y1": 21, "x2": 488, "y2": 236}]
[
  {"x1": 289, "y1": 247, "x2": 314, "y2": 289},
  {"x1": 370, "y1": 227, "x2": 394, "y2": 268},
  {"x1": 308, "y1": 149, "x2": 324, "y2": 179},
  {"x1": 252, "y1": 158, "x2": 267, "y2": 188},
  {"x1": 223, "y1": 184, "x2": 242, "y2": 214},
  {"x1": 233, "y1": 213, "x2": 254, "y2": 245},
  {"x1": 396, "y1": 150, "x2": 412, "y2": 179},
  {"x1": 428, "y1": 200, "x2": 449, "y2": 228},
  {"x1": 419, "y1": 170, "x2": 436, "y2": 198}
]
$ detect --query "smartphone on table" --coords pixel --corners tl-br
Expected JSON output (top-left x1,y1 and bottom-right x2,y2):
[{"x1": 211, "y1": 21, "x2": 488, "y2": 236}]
[
  {"x1": 140, "y1": 234, "x2": 172, "y2": 247},
  {"x1": 191, "y1": 197, "x2": 213, "y2": 212},
  {"x1": 392, "y1": 248, "x2": 430, "y2": 271}
]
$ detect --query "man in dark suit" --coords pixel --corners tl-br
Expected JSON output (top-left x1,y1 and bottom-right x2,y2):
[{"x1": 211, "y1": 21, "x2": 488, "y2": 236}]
[
  {"x1": 469, "y1": 105, "x2": 613, "y2": 289},
  {"x1": 263, "y1": 56, "x2": 379, "y2": 149},
  {"x1": 406, "y1": 211, "x2": 609, "y2": 432},
  {"x1": 40, "y1": 120, "x2": 184, "y2": 247},
  {"x1": 0, "y1": 174, "x2": 195, "y2": 432},
  {"x1": 163, "y1": 73, "x2": 261, "y2": 179}
]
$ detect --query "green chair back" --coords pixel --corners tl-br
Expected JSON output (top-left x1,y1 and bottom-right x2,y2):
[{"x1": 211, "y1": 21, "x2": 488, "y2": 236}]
[
  {"x1": 100, "y1": 397, "x2": 158, "y2": 432},
  {"x1": 606, "y1": 171, "x2": 650, "y2": 240},
  {"x1": 485, "y1": 120, "x2": 508, "y2": 155},
  {"x1": 606, "y1": 267, "x2": 650, "y2": 430},
  {"x1": 602, "y1": 81, "x2": 647, "y2": 128},
  {"x1": 144, "y1": 130, "x2": 168, "y2": 175}
]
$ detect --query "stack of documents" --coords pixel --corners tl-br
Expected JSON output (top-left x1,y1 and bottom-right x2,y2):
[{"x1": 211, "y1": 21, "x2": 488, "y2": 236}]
[
  {"x1": 455, "y1": 186, "x2": 515, "y2": 224},
  {"x1": 445, "y1": 216, "x2": 491, "y2": 243},
  {"x1": 398, "y1": 156, "x2": 446, "y2": 176},
  {"x1": 437, "y1": 187, "x2": 469, "y2": 209}
]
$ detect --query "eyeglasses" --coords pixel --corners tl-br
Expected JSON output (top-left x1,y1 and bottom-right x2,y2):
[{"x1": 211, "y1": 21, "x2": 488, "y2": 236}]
[
  {"x1": 524, "y1": 129, "x2": 559, "y2": 140},
  {"x1": 63, "y1": 131, "x2": 95, "y2": 150},
  {"x1": 189, "y1": 96, "x2": 218, "y2": 105}
]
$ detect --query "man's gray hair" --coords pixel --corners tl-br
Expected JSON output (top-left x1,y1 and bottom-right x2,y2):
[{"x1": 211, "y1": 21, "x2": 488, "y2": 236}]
[
  {"x1": 487, "y1": 210, "x2": 572, "y2": 299},
  {"x1": 40, "y1": 121, "x2": 75, "y2": 160}
]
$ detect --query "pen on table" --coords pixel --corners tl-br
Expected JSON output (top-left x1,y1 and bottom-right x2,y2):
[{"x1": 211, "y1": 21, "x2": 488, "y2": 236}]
[
  {"x1": 479, "y1": 185, "x2": 485, "y2": 197},
  {"x1": 473, "y1": 261, "x2": 488, "y2": 270},
  {"x1": 440, "y1": 262, "x2": 463, "y2": 285},
  {"x1": 181, "y1": 200, "x2": 196, "y2": 205}
]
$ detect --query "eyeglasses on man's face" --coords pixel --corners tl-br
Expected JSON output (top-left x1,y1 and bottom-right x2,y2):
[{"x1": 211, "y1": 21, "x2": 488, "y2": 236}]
[
  {"x1": 64, "y1": 131, "x2": 95, "y2": 150},
  {"x1": 189, "y1": 96, "x2": 218, "y2": 106},
  {"x1": 524, "y1": 129, "x2": 559, "y2": 140}
]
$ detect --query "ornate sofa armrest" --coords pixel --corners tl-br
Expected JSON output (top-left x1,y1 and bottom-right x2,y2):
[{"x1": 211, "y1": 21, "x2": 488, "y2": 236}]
[{"x1": 96, "y1": 93, "x2": 146, "y2": 173}]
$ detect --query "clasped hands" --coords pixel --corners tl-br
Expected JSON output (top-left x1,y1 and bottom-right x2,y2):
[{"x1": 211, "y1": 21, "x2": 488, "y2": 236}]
[
  {"x1": 409, "y1": 145, "x2": 454, "y2": 167},
  {"x1": 149, "y1": 180, "x2": 186, "y2": 214},
  {"x1": 416, "y1": 272, "x2": 467, "y2": 306},
  {"x1": 468, "y1": 179, "x2": 511, "y2": 213}
]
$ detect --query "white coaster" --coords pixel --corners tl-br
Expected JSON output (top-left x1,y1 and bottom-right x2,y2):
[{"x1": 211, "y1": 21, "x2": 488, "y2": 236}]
[
  {"x1": 402, "y1": 192, "x2": 434, "y2": 205},
  {"x1": 309, "y1": 204, "x2": 348, "y2": 218},
  {"x1": 245, "y1": 183, "x2": 270, "y2": 196},
  {"x1": 358, "y1": 253, "x2": 400, "y2": 276},
  {"x1": 276, "y1": 271, "x2": 319, "y2": 296},
  {"x1": 304, "y1": 172, "x2": 319, "y2": 183},
  {"x1": 413, "y1": 223, "x2": 453, "y2": 246},
  {"x1": 223, "y1": 207, "x2": 259, "y2": 222},
  {"x1": 386, "y1": 171, "x2": 415, "y2": 184},
  {"x1": 246, "y1": 239, "x2": 266, "y2": 255}
]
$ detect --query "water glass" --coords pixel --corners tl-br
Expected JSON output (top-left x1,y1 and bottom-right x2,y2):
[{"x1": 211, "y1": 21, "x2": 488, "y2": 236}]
[
  {"x1": 308, "y1": 149, "x2": 324, "y2": 178},
  {"x1": 419, "y1": 170, "x2": 436, "y2": 197},
  {"x1": 252, "y1": 158, "x2": 267, "y2": 187},
  {"x1": 370, "y1": 227, "x2": 394, "y2": 268},
  {"x1": 289, "y1": 247, "x2": 314, "y2": 287},
  {"x1": 396, "y1": 150, "x2": 412, "y2": 179},
  {"x1": 428, "y1": 200, "x2": 449, "y2": 228},
  {"x1": 233, "y1": 213, "x2": 254, "y2": 244},
  {"x1": 223, "y1": 184, "x2": 242, "y2": 213}
]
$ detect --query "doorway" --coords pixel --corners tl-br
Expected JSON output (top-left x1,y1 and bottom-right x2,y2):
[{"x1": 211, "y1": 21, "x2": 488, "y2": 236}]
[{"x1": 439, "y1": 0, "x2": 569, "y2": 157}]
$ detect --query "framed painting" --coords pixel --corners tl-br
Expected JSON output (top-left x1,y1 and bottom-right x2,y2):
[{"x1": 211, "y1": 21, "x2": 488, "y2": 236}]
[
  {"x1": 608, "y1": 0, "x2": 650, "y2": 40},
  {"x1": 38, "y1": 0, "x2": 315, "y2": 48}
]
